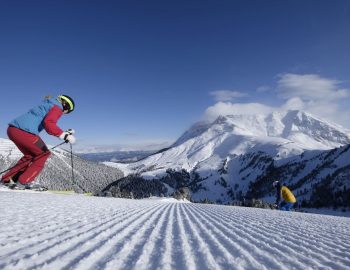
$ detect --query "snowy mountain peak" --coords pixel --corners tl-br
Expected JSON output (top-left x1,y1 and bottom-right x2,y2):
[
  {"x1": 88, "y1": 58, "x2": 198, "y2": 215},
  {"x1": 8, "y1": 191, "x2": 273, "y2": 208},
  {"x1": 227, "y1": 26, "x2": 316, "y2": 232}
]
[
  {"x1": 280, "y1": 110, "x2": 350, "y2": 147},
  {"x1": 175, "y1": 110, "x2": 350, "y2": 149},
  {"x1": 174, "y1": 121, "x2": 213, "y2": 146},
  {"x1": 102, "y1": 110, "x2": 350, "y2": 206},
  {"x1": 123, "y1": 110, "x2": 350, "y2": 180}
]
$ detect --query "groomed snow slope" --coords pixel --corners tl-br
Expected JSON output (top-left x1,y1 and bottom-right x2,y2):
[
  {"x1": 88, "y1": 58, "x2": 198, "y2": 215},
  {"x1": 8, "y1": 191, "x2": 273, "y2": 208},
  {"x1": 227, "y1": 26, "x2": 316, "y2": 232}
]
[{"x1": 0, "y1": 191, "x2": 349, "y2": 270}]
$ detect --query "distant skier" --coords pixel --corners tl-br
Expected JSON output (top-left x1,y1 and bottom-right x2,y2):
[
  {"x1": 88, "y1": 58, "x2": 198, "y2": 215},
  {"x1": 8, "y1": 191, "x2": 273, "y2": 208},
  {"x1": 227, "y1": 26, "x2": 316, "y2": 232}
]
[
  {"x1": 273, "y1": 181, "x2": 296, "y2": 211},
  {"x1": 1, "y1": 95, "x2": 76, "y2": 189}
]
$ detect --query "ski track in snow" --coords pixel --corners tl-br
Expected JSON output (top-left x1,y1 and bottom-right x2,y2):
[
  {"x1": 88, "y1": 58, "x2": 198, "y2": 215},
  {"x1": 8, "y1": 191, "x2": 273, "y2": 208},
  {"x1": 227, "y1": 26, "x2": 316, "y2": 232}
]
[{"x1": 0, "y1": 191, "x2": 350, "y2": 270}]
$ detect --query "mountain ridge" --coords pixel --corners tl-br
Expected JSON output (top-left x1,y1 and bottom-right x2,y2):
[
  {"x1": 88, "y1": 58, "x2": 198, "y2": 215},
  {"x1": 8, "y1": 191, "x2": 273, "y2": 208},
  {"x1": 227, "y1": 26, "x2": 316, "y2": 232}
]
[
  {"x1": 103, "y1": 110, "x2": 350, "y2": 206},
  {"x1": 123, "y1": 110, "x2": 350, "y2": 174}
]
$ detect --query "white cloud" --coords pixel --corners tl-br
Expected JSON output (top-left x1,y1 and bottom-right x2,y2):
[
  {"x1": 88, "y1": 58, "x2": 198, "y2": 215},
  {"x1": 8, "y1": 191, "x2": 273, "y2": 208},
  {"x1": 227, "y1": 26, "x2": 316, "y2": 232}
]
[
  {"x1": 280, "y1": 97, "x2": 305, "y2": 111},
  {"x1": 256, "y1": 86, "x2": 271, "y2": 93},
  {"x1": 204, "y1": 101, "x2": 275, "y2": 122},
  {"x1": 276, "y1": 74, "x2": 350, "y2": 126},
  {"x1": 209, "y1": 90, "x2": 247, "y2": 102},
  {"x1": 205, "y1": 73, "x2": 350, "y2": 128},
  {"x1": 276, "y1": 73, "x2": 350, "y2": 100}
]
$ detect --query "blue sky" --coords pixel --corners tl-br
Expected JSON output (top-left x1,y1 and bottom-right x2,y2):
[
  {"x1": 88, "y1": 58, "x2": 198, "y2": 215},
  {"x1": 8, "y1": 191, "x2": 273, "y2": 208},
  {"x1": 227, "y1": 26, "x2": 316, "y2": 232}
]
[{"x1": 1, "y1": 0, "x2": 350, "y2": 149}]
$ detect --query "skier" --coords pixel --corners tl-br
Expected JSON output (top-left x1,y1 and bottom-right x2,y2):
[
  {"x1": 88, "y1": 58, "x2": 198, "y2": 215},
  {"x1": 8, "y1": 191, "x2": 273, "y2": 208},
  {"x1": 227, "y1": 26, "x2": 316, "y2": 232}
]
[
  {"x1": 273, "y1": 181, "x2": 296, "y2": 211},
  {"x1": 1, "y1": 95, "x2": 76, "y2": 189}
]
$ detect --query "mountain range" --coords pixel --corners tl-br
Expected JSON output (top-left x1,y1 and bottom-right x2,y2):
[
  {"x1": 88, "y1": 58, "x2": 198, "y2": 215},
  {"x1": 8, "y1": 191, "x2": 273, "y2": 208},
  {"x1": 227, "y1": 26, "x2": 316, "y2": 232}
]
[
  {"x1": 103, "y1": 110, "x2": 350, "y2": 207},
  {"x1": 77, "y1": 150, "x2": 155, "y2": 163}
]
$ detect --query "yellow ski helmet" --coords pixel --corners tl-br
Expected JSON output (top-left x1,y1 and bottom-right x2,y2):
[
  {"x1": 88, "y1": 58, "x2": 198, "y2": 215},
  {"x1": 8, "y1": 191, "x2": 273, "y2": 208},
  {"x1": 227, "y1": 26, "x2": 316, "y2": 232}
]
[{"x1": 59, "y1": 95, "x2": 75, "y2": 113}]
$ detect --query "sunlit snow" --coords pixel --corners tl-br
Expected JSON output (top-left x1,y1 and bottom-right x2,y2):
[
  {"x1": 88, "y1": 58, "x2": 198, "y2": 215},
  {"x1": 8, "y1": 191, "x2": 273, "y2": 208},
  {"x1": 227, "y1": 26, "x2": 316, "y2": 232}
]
[{"x1": 0, "y1": 190, "x2": 349, "y2": 270}]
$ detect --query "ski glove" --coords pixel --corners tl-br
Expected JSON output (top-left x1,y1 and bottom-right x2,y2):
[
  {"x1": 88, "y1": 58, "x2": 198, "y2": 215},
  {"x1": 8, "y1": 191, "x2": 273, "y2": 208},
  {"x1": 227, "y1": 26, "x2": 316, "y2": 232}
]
[
  {"x1": 66, "y1": 129, "x2": 75, "y2": 135},
  {"x1": 59, "y1": 129, "x2": 76, "y2": 144}
]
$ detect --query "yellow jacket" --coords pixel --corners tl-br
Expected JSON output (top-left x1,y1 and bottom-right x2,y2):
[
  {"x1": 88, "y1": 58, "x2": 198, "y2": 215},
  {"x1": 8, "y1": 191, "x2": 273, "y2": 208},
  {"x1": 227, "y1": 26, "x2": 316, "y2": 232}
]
[{"x1": 281, "y1": 186, "x2": 296, "y2": 203}]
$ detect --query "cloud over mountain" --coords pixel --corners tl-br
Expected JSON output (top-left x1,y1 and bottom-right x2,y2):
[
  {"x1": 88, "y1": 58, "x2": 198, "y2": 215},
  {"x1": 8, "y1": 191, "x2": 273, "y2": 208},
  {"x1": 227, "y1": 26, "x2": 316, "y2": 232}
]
[
  {"x1": 209, "y1": 90, "x2": 248, "y2": 102},
  {"x1": 206, "y1": 73, "x2": 350, "y2": 128}
]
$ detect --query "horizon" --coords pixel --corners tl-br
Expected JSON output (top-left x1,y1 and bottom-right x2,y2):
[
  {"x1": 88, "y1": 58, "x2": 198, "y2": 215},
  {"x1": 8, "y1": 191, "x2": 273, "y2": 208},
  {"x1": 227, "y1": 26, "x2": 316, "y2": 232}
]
[
  {"x1": 53, "y1": 108, "x2": 350, "y2": 152},
  {"x1": 2, "y1": 107, "x2": 349, "y2": 153},
  {"x1": 1, "y1": 0, "x2": 350, "y2": 149}
]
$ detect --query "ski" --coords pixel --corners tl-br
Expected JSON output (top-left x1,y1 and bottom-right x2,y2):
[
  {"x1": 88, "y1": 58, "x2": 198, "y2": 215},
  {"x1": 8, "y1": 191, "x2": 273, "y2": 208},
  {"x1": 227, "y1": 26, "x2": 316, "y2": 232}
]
[{"x1": 0, "y1": 182, "x2": 48, "y2": 192}]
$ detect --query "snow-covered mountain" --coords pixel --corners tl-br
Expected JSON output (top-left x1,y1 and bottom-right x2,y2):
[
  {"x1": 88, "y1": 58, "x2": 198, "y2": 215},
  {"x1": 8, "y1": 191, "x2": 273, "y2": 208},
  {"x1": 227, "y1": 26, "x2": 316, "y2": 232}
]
[
  {"x1": 74, "y1": 141, "x2": 171, "y2": 153},
  {"x1": 77, "y1": 150, "x2": 155, "y2": 163},
  {"x1": 247, "y1": 144, "x2": 350, "y2": 206},
  {"x1": 105, "y1": 110, "x2": 350, "y2": 205},
  {"x1": 120, "y1": 110, "x2": 350, "y2": 174},
  {"x1": 0, "y1": 138, "x2": 123, "y2": 193},
  {"x1": 175, "y1": 110, "x2": 350, "y2": 150}
]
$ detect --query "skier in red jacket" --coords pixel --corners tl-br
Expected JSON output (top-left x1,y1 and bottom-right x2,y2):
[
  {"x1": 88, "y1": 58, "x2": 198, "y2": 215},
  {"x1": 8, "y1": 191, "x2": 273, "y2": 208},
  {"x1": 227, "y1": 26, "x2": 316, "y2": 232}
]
[{"x1": 1, "y1": 95, "x2": 76, "y2": 189}]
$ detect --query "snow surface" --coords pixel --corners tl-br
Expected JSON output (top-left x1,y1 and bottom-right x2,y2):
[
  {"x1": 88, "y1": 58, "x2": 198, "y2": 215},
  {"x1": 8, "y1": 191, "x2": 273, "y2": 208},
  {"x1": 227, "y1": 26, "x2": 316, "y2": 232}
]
[{"x1": 1, "y1": 190, "x2": 349, "y2": 270}]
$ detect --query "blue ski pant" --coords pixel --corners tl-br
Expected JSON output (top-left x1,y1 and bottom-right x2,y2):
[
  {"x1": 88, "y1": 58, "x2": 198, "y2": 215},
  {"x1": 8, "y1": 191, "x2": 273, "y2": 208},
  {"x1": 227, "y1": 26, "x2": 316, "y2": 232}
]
[{"x1": 279, "y1": 202, "x2": 295, "y2": 211}]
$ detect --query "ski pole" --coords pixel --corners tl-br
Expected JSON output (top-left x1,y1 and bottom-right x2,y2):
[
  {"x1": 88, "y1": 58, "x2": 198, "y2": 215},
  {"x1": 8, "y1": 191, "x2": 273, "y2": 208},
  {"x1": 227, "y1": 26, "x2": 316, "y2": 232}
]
[
  {"x1": 70, "y1": 143, "x2": 74, "y2": 185},
  {"x1": 0, "y1": 141, "x2": 67, "y2": 175},
  {"x1": 68, "y1": 143, "x2": 87, "y2": 193}
]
